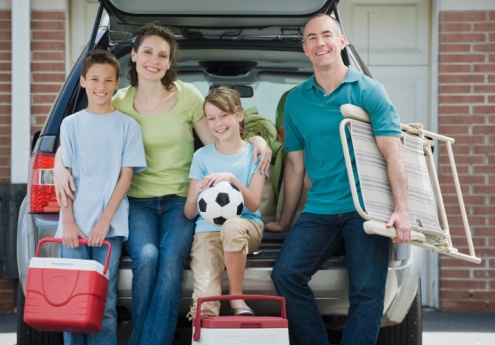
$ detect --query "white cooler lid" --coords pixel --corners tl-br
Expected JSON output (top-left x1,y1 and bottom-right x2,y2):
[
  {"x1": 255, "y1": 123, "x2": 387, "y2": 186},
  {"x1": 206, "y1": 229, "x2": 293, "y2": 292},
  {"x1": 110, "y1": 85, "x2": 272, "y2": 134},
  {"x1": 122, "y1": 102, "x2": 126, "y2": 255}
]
[{"x1": 28, "y1": 257, "x2": 109, "y2": 279}]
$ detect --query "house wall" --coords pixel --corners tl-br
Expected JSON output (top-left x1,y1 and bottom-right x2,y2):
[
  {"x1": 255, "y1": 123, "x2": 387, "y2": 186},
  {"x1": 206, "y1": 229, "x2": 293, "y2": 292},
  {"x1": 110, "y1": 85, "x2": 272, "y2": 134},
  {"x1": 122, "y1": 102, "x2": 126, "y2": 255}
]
[
  {"x1": 438, "y1": 1, "x2": 495, "y2": 311},
  {"x1": 0, "y1": 0, "x2": 494, "y2": 314},
  {"x1": 0, "y1": 0, "x2": 66, "y2": 313}
]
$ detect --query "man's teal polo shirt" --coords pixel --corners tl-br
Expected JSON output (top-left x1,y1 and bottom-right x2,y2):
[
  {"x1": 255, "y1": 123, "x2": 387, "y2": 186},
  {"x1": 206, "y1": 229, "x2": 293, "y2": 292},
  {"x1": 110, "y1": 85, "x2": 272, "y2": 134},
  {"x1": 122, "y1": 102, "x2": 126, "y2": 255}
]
[{"x1": 284, "y1": 66, "x2": 401, "y2": 215}]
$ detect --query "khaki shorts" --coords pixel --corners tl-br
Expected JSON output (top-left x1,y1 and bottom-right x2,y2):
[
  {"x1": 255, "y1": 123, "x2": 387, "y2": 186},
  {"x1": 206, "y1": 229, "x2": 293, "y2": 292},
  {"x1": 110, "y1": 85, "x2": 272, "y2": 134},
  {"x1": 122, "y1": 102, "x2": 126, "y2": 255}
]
[{"x1": 187, "y1": 218, "x2": 263, "y2": 318}]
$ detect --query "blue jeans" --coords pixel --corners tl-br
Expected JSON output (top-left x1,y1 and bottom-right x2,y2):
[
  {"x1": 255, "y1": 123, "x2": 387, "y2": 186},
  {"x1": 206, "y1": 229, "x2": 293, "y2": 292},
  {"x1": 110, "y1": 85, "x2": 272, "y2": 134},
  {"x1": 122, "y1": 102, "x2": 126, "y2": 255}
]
[
  {"x1": 61, "y1": 236, "x2": 124, "y2": 345},
  {"x1": 125, "y1": 195, "x2": 195, "y2": 345},
  {"x1": 271, "y1": 212, "x2": 389, "y2": 345}
]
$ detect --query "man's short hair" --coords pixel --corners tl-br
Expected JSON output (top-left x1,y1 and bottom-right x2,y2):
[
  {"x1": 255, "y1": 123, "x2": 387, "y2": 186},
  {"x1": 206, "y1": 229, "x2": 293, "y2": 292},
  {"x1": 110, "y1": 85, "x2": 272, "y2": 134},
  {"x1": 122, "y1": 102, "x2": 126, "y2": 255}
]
[{"x1": 303, "y1": 14, "x2": 342, "y2": 42}]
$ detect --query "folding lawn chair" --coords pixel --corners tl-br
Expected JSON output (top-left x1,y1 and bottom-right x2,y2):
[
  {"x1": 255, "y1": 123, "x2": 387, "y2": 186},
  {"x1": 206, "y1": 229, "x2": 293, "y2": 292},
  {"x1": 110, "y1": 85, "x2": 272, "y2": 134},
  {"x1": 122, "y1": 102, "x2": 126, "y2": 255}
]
[{"x1": 339, "y1": 104, "x2": 481, "y2": 264}]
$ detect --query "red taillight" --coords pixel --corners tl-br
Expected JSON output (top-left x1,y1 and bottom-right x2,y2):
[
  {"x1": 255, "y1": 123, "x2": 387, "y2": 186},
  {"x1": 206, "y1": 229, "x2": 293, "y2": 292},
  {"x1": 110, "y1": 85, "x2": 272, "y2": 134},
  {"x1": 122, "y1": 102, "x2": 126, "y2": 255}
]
[{"x1": 28, "y1": 153, "x2": 60, "y2": 213}]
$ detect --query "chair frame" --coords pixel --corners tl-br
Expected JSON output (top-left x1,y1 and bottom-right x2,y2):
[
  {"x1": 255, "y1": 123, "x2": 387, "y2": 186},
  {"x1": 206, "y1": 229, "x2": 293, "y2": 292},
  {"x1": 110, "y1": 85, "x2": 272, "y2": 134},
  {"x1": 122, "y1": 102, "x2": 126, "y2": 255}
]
[{"x1": 339, "y1": 104, "x2": 481, "y2": 264}]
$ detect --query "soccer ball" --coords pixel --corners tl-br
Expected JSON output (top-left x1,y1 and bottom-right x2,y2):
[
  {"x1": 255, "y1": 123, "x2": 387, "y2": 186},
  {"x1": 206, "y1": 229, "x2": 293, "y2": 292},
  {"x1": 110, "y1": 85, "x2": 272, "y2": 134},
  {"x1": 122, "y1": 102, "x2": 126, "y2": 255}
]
[{"x1": 197, "y1": 181, "x2": 244, "y2": 226}]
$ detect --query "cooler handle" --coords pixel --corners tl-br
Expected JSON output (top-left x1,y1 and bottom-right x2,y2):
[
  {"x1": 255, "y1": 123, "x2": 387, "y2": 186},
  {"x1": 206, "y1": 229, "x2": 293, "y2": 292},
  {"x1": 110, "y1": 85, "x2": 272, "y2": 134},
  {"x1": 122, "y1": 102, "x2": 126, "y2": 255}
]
[
  {"x1": 35, "y1": 238, "x2": 112, "y2": 275},
  {"x1": 193, "y1": 294, "x2": 286, "y2": 342}
]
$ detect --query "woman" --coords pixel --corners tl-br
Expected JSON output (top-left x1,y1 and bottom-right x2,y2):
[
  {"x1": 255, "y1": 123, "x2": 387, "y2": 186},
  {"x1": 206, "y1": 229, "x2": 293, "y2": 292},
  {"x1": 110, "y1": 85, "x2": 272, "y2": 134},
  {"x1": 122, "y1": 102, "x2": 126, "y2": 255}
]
[{"x1": 54, "y1": 23, "x2": 271, "y2": 345}]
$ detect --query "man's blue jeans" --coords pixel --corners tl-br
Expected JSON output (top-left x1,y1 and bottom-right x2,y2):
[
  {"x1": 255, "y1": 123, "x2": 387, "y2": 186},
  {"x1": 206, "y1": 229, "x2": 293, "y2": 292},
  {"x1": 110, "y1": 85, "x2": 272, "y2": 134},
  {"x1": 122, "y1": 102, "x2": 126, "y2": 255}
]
[
  {"x1": 61, "y1": 236, "x2": 123, "y2": 345},
  {"x1": 271, "y1": 212, "x2": 389, "y2": 345},
  {"x1": 125, "y1": 195, "x2": 195, "y2": 345}
]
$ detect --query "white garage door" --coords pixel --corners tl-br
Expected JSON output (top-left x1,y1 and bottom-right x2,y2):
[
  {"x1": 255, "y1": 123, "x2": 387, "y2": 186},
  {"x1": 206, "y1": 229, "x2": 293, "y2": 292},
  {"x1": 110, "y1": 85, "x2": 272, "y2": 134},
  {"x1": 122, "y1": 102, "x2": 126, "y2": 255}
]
[{"x1": 339, "y1": 0, "x2": 437, "y2": 308}]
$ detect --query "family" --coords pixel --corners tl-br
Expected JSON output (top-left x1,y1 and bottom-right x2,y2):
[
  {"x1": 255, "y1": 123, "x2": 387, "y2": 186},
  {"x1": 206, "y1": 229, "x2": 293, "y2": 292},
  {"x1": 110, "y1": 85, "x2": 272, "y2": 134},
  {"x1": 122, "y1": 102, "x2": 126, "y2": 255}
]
[{"x1": 54, "y1": 14, "x2": 411, "y2": 345}]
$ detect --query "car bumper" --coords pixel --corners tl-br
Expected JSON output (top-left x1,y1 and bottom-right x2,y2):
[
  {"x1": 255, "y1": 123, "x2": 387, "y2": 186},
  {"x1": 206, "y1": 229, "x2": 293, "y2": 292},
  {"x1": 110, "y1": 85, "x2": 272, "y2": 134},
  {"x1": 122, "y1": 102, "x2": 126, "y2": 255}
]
[{"x1": 18, "y1": 209, "x2": 423, "y2": 327}]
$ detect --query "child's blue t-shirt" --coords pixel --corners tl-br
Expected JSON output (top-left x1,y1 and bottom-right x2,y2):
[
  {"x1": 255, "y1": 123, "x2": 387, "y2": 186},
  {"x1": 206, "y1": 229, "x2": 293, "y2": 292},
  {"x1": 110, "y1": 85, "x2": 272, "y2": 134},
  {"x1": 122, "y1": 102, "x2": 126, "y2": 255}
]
[
  {"x1": 55, "y1": 109, "x2": 147, "y2": 241},
  {"x1": 188, "y1": 142, "x2": 266, "y2": 234}
]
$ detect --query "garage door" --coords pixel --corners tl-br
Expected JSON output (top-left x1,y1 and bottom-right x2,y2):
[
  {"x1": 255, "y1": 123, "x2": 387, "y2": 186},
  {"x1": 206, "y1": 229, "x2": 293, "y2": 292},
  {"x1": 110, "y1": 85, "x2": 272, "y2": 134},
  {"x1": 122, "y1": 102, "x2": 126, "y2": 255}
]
[{"x1": 339, "y1": 0, "x2": 437, "y2": 308}]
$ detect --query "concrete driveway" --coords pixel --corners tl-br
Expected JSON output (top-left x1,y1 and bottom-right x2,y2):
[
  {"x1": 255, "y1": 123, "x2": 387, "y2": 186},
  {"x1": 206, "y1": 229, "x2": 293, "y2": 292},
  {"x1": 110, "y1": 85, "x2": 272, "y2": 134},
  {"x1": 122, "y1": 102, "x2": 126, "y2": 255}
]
[{"x1": 1, "y1": 308, "x2": 495, "y2": 344}]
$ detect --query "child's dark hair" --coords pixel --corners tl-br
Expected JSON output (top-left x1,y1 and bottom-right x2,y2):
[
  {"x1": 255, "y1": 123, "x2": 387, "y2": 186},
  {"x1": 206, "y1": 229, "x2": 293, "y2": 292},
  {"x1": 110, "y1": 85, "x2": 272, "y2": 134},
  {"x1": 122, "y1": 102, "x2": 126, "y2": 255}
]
[
  {"x1": 128, "y1": 22, "x2": 179, "y2": 90},
  {"x1": 204, "y1": 87, "x2": 245, "y2": 137},
  {"x1": 81, "y1": 49, "x2": 120, "y2": 79}
]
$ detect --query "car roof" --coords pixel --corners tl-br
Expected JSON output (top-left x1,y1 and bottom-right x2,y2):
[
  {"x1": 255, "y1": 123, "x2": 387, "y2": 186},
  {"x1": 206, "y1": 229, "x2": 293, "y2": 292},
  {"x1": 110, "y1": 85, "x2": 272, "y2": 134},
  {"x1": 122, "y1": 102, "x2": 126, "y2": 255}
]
[{"x1": 102, "y1": 0, "x2": 339, "y2": 30}]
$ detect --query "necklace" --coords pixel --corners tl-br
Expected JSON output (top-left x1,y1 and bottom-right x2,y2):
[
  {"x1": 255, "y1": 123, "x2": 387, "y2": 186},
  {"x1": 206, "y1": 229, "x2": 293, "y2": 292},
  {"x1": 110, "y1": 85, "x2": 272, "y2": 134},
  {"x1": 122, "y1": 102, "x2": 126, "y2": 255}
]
[{"x1": 134, "y1": 89, "x2": 167, "y2": 114}]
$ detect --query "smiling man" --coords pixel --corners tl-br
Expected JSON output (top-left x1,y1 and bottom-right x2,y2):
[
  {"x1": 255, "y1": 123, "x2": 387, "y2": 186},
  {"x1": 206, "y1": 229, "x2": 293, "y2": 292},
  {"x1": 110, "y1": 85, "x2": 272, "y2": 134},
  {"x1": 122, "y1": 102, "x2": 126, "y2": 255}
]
[{"x1": 266, "y1": 14, "x2": 411, "y2": 345}]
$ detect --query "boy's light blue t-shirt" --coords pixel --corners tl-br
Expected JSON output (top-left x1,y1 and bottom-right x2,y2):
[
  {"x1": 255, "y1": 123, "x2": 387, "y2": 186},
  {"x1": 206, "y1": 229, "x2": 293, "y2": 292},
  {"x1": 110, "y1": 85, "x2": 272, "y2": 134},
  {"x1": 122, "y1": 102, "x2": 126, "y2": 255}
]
[
  {"x1": 284, "y1": 66, "x2": 402, "y2": 215},
  {"x1": 188, "y1": 142, "x2": 266, "y2": 234},
  {"x1": 55, "y1": 109, "x2": 147, "y2": 240}
]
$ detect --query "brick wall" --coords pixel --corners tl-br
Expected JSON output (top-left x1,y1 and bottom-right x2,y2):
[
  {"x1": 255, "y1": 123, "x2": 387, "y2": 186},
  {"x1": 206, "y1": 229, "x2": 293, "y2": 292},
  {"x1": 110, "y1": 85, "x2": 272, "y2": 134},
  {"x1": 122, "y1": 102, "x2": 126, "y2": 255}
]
[
  {"x1": 0, "y1": 10, "x2": 65, "y2": 313},
  {"x1": 31, "y1": 11, "x2": 66, "y2": 138},
  {"x1": 0, "y1": 11, "x2": 11, "y2": 184},
  {"x1": 438, "y1": 10, "x2": 495, "y2": 311}
]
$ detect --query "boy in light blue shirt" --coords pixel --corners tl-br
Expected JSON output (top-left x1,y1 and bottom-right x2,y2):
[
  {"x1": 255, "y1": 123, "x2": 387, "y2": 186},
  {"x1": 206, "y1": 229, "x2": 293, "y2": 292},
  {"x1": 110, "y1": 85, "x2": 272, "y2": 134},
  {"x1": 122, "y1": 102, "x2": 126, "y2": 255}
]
[{"x1": 55, "y1": 49, "x2": 146, "y2": 345}]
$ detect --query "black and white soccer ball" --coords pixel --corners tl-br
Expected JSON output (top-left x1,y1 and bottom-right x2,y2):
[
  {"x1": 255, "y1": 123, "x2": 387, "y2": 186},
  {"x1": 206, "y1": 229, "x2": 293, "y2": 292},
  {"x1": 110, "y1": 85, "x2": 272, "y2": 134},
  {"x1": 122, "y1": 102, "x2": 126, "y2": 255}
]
[{"x1": 197, "y1": 181, "x2": 244, "y2": 226}]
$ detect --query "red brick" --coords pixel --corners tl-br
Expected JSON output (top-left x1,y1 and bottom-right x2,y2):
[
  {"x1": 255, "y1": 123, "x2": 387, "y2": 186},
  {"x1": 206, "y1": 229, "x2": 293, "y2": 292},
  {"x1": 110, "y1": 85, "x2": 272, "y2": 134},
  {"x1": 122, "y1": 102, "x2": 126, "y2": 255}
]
[
  {"x1": 439, "y1": 115, "x2": 486, "y2": 125},
  {"x1": 473, "y1": 105, "x2": 495, "y2": 114},
  {"x1": 0, "y1": 12, "x2": 11, "y2": 20},
  {"x1": 439, "y1": 54, "x2": 486, "y2": 63},
  {"x1": 474, "y1": 227, "x2": 495, "y2": 236},
  {"x1": 440, "y1": 23, "x2": 472, "y2": 32},
  {"x1": 32, "y1": 72, "x2": 65, "y2": 83},
  {"x1": 31, "y1": 21, "x2": 65, "y2": 31},
  {"x1": 473, "y1": 165, "x2": 495, "y2": 174},
  {"x1": 440, "y1": 279, "x2": 487, "y2": 290},
  {"x1": 439, "y1": 85, "x2": 472, "y2": 93},
  {"x1": 31, "y1": 105, "x2": 54, "y2": 115},
  {"x1": 474, "y1": 64, "x2": 495, "y2": 73},
  {"x1": 31, "y1": 62, "x2": 65, "y2": 72},
  {"x1": 30, "y1": 84, "x2": 63, "y2": 93},
  {"x1": 0, "y1": 301, "x2": 15, "y2": 313},
  {"x1": 32, "y1": 31, "x2": 65, "y2": 41},
  {"x1": 440, "y1": 12, "x2": 488, "y2": 22},
  {"x1": 32, "y1": 95, "x2": 56, "y2": 104},
  {"x1": 440, "y1": 290, "x2": 472, "y2": 299},
  {"x1": 439, "y1": 44, "x2": 471, "y2": 53},
  {"x1": 474, "y1": 23, "x2": 495, "y2": 32},
  {"x1": 438, "y1": 105, "x2": 470, "y2": 114},
  {"x1": 30, "y1": 41, "x2": 65, "y2": 51},
  {"x1": 438, "y1": 63, "x2": 471, "y2": 73},
  {"x1": 440, "y1": 269, "x2": 472, "y2": 279},
  {"x1": 32, "y1": 11, "x2": 65, "y2": 20},
  {"x1": 474, "y1": 85, "x2": 495, "y2": 93},
  {"x1": 439, "y1": 95, "x2": 485, "y2": 104},
  {"x1": 439, "y1": 74, "x2": 485, "y2": 84},
  {"x1": 440, "y1": 33, "x2": 487, "y2": 43}
]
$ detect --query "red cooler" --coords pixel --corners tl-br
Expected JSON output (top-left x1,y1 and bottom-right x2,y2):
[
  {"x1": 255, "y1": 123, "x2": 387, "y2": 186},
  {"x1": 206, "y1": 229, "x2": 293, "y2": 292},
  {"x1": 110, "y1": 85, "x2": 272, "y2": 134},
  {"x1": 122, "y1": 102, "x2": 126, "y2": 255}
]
[
  {"x1": 24, "y1": 238, "x2": 111, "y2": 333},
  {"x1": 192, "y1": 294, "x2": 289, "y2": 345}
]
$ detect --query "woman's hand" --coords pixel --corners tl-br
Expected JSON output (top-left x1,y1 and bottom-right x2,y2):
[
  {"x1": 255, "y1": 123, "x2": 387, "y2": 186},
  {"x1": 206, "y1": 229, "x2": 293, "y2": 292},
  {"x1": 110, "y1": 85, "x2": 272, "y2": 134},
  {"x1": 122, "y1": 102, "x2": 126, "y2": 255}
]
[
  {"x1": 54, "y1": 148, "x2": 76, "y2": 207},
  {"x1": 250, "y1": 136, "x2": 272, "y2": 173}
]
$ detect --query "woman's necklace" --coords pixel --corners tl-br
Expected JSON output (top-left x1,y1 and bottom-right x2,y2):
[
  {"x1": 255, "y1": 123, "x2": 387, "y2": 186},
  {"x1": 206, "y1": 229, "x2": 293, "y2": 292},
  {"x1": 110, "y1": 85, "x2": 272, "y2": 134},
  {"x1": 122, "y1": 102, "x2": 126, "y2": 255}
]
[{"x1": 135, "y1": 89, "x2": 167, "y2": 114}]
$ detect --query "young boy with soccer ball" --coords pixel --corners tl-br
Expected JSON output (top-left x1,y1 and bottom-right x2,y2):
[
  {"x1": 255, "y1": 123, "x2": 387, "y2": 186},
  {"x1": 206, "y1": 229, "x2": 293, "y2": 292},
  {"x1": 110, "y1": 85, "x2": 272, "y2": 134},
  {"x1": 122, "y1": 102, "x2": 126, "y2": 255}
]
[{"x1": 184, "y1": 87, "x2": 267, "y2": 319}]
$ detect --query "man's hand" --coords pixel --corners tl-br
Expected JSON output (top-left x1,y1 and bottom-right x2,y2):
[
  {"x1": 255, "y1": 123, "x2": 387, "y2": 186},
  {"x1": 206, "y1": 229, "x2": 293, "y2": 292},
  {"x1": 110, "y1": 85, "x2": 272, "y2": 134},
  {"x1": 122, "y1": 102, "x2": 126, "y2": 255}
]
[{"x1": 387, "y1": 210, "x2": 411, "y2": 244}]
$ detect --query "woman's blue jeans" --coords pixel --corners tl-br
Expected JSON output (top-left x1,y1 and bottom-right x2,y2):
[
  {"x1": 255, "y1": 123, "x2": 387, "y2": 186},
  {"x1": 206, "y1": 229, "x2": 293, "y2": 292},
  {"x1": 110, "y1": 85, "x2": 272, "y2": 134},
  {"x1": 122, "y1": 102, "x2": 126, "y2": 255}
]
[
  {"x1": 61, "y1": 236, "x2": 123, "y2": 345},
  {"x1": 271, "y1": 211, "x2": 389, "y2": 345},
  {"x1": 125, "y1": 195, "x2": 195, "y2": 345}
]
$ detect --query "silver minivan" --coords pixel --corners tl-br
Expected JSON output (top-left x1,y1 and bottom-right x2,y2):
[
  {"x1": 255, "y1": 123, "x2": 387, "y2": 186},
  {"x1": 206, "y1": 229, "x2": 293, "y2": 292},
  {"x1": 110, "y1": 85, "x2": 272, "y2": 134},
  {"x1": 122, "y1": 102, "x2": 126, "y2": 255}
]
[{"x1": 17, "y1": 0, "x2": 423, "y2": 344}]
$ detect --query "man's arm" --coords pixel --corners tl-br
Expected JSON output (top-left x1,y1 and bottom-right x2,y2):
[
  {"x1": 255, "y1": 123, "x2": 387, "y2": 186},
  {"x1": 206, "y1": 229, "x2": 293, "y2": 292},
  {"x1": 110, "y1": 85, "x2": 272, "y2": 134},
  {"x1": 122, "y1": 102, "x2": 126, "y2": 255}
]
[
  {"x1": 265, "y1": 150, "x2": 305, "y2": 232},
  {"x1": 87, "y1": 167, "x2": 134, "y2": 247},
  {"x1": 375, "y1": 136, "x2": 411, "y2": 244}
]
